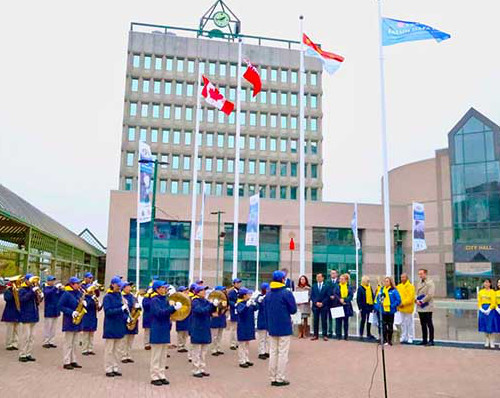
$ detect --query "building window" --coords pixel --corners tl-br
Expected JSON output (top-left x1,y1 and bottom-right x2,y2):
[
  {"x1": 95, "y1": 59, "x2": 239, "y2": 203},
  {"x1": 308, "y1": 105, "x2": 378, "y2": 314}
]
[
  {"x1": 290, "y1": 186, "x2": 297, "y2": 200},
  {"x1": 230, "y1": 64, "x2": 237, "y2": 77},
  {"x1": 271, "y1": 69, "x2": 278, "y2": 82},
  {"x1": 227, "y1": 184, "x2": 234, "y2": 196},
  {"x1": 261, "y1": 68, "x2": 267, "y2": 81},
  {"x1": 217, "y1": 158, "x2": 224, "y2": 172},
  {"x1": 240, "y1": 112, "x2": 246, "y2": 126},
  {"x1": 228, "y1": 135, "x2": 235, "y2": 149},
  {"x1": 155, "y1": 57, "x2": 162, "y2": 70},
  {"x1": 249, "y1": 160, "x2": 256, "y2": 174},
  {"x1": 176, "y1": 83, "x2": 183, "y2": 96},
  {"x1": 270, "y1": 186, "x2": 277, "y2": 199},
  {"x1": 216, "y1": 183, "x2": 223, "y2": 196},
  {"x1": 250, "y1": 112, "x2": 257, "y2": 126},
  {"x1": 311, "y1": 95, "x2": 318, "y2": 109},
  {"x1": 186, "y1": 107, "x2": 193, "y2": 121},
  {"x1": 290, "y1": 117, "x2": 297, "y2": 130},
  {"x1": 197, "y1": 157, "x2": 202, "y2": 171},
  {"x1": 240, "y1": 88, "x2": 247, "y2": 102},
  {"x1": 165, "y1": 81, "x2": 172, "y2": 95},
  {"x1": 259, "y1": 161, "x2": 266, "y2": 175},
  {"x1": 270, "y1": 162, "x2": 277, "y2": 176},
  {"x1": 185, "y1": 131, "x2": 192, "y2": 146},
  {"x1": 270, "y1": 115, "x2": 277, "y2": 128},
  {"x1": 163, "y1": 105, "x2": 171, "y2": 119},
  {"x1": 239, "y1": 136, "x2": 245, "y2": 149},
  {"x1": 260, "y1": 91, "x2": 267, "y2": 104},
  {"x1": 205, "y1": 158, "x2": 213, "y2": 172},
  {"x1": 290, "y1": 140, "x2": 297, "y2": 153},
  {"x1": 218, "y1": 111, "x2": 225, "y2": 124},
  {"x1": 173, "y1": 131, "x2": 181, "y2": 145},
  {"x1": 310, "y1": 73, "x2": 317, "y2": 86},
  {"x1": 128, "y1": 127, "x2": 135, "y2": 142},
  {"x1": 291, "y1": 70, "x2": 298, "y2": 84},
  {"x1": 171, "y1": 180, "x2": 179, "y2": 194},
  {"x1": 162, "y1": 130, "x2": 169, "y2": 143},
  {"x1": 259, "y1": 137, "x2": 266, "y2": 151},
  {"x1": 199, "y1": 61, "x2": 205, "y2": 74},
  {"x1": 281, "y1": 116, "x2": 287, "y2": 129},
  {"x1": 160, "y1": 179, "x2": 167, "y2": 194},
  {"x1": 206, "y1": 133, "x2": 214, "y2": 147},
  {"x1": 186, "y1": 84, "x2": 194, "y2": 97},
  {"x1": 281, "y1": 70, "x2": 288, "y2": 83},
  {"x1": 151, "y1": 129, "x2": 158, "y2": 143},
  {"x1": 249, "y1": 185, "x2": 256, "y2": 196},
  {"x1": 271, "y1": 91, "x2": 277, "y2": 105},
  {"x1": 183, "y1": 156, "x2": 191, "y2": 170},
  {"x1": 291, "y1": 162, "x2": 298, "y2": 177},
  {"x1": 227, "y1": 159, "x2": 234, "y2": 173},
  {"x1": 239, "y1": 160, "x2": 245, "y2": 174},
  {"x1": 152, "y1": 104, "x2": 160, "y2": 119},
  {"x1": 174, "y1": 106, "x2": 182, "y2": 120},
  {"x1": 180, "y1": 181, "x2": 189, "y2": 195},
  {"x1": 177, "y1": 59, "x2": 184, "y2": 72},
  {"x1": 161, "y1": 155, "x2": 168, "y2": 169},
  {"x1": 239, "y1": 184, "x2": 244, "y2": 197},
  {"x1": 311, "y1": 188, "x2": 318, "y2": 201},
  {"x1": 140, "y1": 128, "x2": 147, "y2": 142},
  {"x1": 217, "y1": 133, "x2": 224, "y2": 148},
  {"x1": 125, "y1": 177, "x2": 133, "y2": 191},
  {"x1": 280, "y1": 93, "x2": 288, "y2": 106},
  {"x1": 126, "y1": 152, "x2": 134, "y2": 167},
  {"x1": 131, "y1": 78, "x2": 138, "y2": 92},
  {"x1": 141, "y1": 104, "x2": 148, "y2": 117},
  {"x1": 280, "y1": 163, "x2": 287, "y2": 177},
  {"x1": 280, "y1": 139, "x2": 287, "y2": 152},
  {"x1": 132, "y1": 54, "x2": 140, "y2": 68},
  {"x1": 166, "y1": 58, "x2": 173, "y2": 71},
  {"x1": 172, "y1": 155, "x2": 180, "y2": 170},
  {"x1": 291, "y1": 93, "x2": 298, "y2": 107},
  {"x1": 270, "y1": 138, "x2": 277, "y2": 152},
  {"x1": 153, "y1": 80, "x2": 161, "y2": 94},
  {"x1": 280, "y1": 186, "x2": 287, "y2": 200},
  {"x1": 188, "y1": 60, "x2": 195, "y2": 73},
  {"x1": 249, "y1": 136, "x2": 256, "y2": 150},
  {"x1": 220, "y1": 64, "x2": 227, "y2": 76},
  {"x1": 310, "y1": 118, "x2": 318, "y2": 132},
  {"x1": 129, "y1": 103, "x2": 137, "y2": 117},
  {"x1": 144, "y1": 55, "x2": 151, "y2": 69},
  {"x1": 209, "y1": 62, "x2": 216, "y2": 75},
  {"x1": 260, "y1": 114, "x2": 267, "y2": 127},
  {"x1": 207, "y1": 109, "x2": 215, "y2": 123}
]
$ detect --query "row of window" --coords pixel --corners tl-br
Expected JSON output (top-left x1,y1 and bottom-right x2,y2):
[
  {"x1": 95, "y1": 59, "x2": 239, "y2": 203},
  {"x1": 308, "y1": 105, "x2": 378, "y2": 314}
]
[
  {"x1": 131, "y1": 54, "x2": 319, "y2": 86},
  {"x1": 124, "y1": 177, "x2": 319, "y2": 201},
  {"x1": 126, "y1": 128, "x2": 319, "y2": 154},
  {"x1": 125, "y1": 152, "x2": 319, "y2": 178},
  {"x1": 128, "y1": 102, "x2": 319, "y2": 131},
  {"x1": 130, "y1": 78, "x2": 319, "y2": 108}
]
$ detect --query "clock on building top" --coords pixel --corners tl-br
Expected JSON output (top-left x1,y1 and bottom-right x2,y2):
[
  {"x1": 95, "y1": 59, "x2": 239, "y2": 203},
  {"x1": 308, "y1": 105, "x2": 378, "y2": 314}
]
[{"x1": 199, "y1": 0, "x2": 241, "y2": 40}]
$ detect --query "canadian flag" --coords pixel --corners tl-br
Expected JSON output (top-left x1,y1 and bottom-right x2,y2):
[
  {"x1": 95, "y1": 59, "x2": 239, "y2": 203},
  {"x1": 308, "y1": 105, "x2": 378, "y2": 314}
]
[
  {"x1": 201, "y1": 75, "x2": 234, "y2": 115},
  {"x1": 243, "y1": 61, "x2": 262, "y2": 97}
]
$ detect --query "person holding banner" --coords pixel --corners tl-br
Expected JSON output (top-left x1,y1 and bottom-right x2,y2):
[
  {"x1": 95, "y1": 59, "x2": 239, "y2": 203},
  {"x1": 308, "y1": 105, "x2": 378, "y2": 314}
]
[
  {"x1": 396, "y1": 273, "x2": 415, "y2": 344},
  {"x1": 332, "y1": 274, "x2": 354, "y2": 340},
  {"x1": 416, "y1": 269, "x2": 435, "y2": 346},
  {"x1": 375, "y1": 277, "x2": 401, "y2": 346},
  {"x1": 310, "y1": 273, "x2": 331, "y2": 341},
  {"x1": 296, "y1": 275, "x2": 311, "y2": 339}
]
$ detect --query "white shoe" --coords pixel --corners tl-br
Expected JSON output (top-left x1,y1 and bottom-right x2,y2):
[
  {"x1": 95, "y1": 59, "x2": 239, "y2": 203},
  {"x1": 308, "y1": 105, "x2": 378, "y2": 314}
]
[{"x1": 408, "y1": 339, "x2": 413, "y2": 344}]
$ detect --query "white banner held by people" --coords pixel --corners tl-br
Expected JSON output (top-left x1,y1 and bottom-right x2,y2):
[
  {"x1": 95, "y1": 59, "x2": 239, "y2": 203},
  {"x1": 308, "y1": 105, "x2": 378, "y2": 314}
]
[
  {"x1": 245, "y1": 194, "x2": 260, "y2": 247},
  {"x1": 412, "y1": 202, "x2": 427, "y2": 252},
  {"x1": 138, "y1": 142, "x2": 153, "y2": 224}
]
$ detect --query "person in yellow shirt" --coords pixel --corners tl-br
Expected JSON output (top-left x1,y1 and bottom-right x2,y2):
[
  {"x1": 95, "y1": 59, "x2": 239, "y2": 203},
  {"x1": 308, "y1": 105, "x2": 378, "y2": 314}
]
[
  {"x1": 477, "y1": 279, "x2": 496, "y2": 349},
  {"x1": 494, "y1": 279, "x2": 500, "y2": 348},
  {"x1": 396, "y1": 273, "x2": 416, "y2": 344}
]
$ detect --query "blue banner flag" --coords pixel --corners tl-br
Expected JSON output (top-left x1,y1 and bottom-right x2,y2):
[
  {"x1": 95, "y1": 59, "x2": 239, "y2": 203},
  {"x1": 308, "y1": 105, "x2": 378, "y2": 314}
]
[{"x1": 382, "y1": 17, "x2": 451, "y2": 46}]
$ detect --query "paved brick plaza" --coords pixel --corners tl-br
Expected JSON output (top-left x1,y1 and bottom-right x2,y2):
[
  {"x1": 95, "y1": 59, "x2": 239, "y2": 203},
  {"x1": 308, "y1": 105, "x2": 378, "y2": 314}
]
[{"x1": 0, "y1": 305, "x2": 497, "y2": 398}]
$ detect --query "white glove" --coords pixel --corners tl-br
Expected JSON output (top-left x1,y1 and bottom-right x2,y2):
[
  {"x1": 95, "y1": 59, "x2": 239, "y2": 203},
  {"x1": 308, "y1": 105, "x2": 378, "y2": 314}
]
[
  {"x1": 174, "y1": 302, "x2": 183, "y2": 311},
  {"x1": 39, "y1": 292, "x2": 44, "y2": 299},
  {"x1": 122, "y1": 303, "x2": 129, "y2": 311},
  {"x1": 72, "y1": 311, "x2": 79, "y2": 318},
  {"x1": 134, "y1": 302, "x2": 141, "y2": 309},
  {"x1": 32, "y1": 286, "x2": 40, "y2": 292},
  {"x1": 213, "y1": 299, "x2": 220, "y2": 307},
  {"x1": 257, "y1": 296, "x2": 264, "y2": 303},
  {"x1": 82, "y1": 300, "x2": 87, "y2": 307},
  {"x1": 56, "y1": 283, "x2": 62, "y2": 289},
  {"x1": 246, "y1": 300, "x2": 253, "y2": 307}
]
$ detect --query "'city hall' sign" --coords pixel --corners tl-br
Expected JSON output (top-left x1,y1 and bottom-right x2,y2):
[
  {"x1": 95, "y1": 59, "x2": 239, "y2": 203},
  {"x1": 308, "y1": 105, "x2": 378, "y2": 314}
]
[{"x1": 454, "y1": 242, "x2": 500, "y2": 263}]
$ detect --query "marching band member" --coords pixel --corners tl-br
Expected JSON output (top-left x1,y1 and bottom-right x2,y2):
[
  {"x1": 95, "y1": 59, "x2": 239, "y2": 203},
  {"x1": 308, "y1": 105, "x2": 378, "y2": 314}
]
[
  {"x1": 81, "y1": 272, "x2": 99, "y2": 356},
  {"x1": 58, "y1": 276, "x2": 84, "y2": 369},
  {"x1": 18, "y1": 273, "x2": 43, "y2": 362},
  {"x1": 121, "y1": 281, "x2": 139, "y2": 363},
  {"x1": 175, "y1": 286, "x2": 190, "y2": 353},
  {"x1": 190, "y1": 284, "x2": 216, "y2": 378},
  {"x1": 149, "y1": 280, "x2": 182, "y2": 386},
  {"x1": 42, "y1": 275, "x2": 63, "y2": 349},
  {"x1": 256, "y1": 283, "x2": 270, "y2": 360},
  {"x1": 227, "y1": 278, "x2": 242, "y2": 350},
  {"x1": 477, "y1": 278, "x2": 496, "y2": 348},
  {"x1": 2, "y1": 280, "x2": 21, "y2": 350},
  {"x1": 236, "y1": 287, "x2": 257, "y2": 368},
  {"x1": 264, "y1": 270, "x2": 297, "y2": 387},
  {"x1": 103, "y1": 276, "x2": 128, "y2": 377},
  {"x1": 210, "y1": 286, "x2": 227, "y2": 356},
  {"x1": 142, "y1": 287, "x2": 153, "y2": 351}
]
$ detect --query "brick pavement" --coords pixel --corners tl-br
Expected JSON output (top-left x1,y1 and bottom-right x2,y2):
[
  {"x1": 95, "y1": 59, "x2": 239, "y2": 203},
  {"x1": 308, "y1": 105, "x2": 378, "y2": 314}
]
[{"x1": 0, "y1": 302, "x2": 498, "y2": 398}]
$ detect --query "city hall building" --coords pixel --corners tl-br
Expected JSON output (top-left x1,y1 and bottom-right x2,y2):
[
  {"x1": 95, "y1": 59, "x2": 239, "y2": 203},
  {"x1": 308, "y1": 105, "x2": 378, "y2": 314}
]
[{"x1": 105, "y1": 4, "x2": 500, "y2": 297}]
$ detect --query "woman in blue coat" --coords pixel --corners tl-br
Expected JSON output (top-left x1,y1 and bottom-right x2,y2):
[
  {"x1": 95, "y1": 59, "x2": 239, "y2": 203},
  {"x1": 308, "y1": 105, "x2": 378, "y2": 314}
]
[
  {"x1": 256, "y1": 283, "x2": 269, "y2": 360},
  {"x1": 2, "y1": 282, "x2": 21, "y2": 350},
  {"x1": 149, "y1": 280, "x2": 180, "y2": 386},
  {"x1": 210, "y1": 286, "x2": 227, "y2": 356},
  {"x1": 333, "y1": 274, "x2": 354, "y2": 340},
  {"x1": 190, "y1": 285, "x2": 216, "y2": 378},
  {"x1": 102, "y1": 276, "x2": 128, "y2": 377},
  {"x1": 58, "y1": 277, "x2": 84, "y2": 369},
  {"x1": 374, "y1": 276, "x2": 402, "y2": 346},
  {"x1": 236, "y1": 288, "x2": 258, "y2": 368}
]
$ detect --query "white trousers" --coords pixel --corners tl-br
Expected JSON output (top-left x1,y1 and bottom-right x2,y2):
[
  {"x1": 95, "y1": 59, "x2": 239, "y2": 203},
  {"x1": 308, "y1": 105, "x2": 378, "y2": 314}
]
[
  {"x1": 104, "y1": 338, "x2": 121, "y2": 373},
  {"x1": 121, "y1": 334, "x2": 135, "y2": 360},
  {"x1": 19, "y1": 323, "x2": 36, "y2": 358},
  {"x1": 63, "y1": 331, "x2": 79, "y2": 365},
  {"x1": 400, "y1": 312, "x2": 415, "y2": 342},
  {"x1": 81, "y1": 331, "x2": 95, "y2": 353},
  {"x1": 238, "y1": 341, "x2": 250, "y2": 364},
  {"x1": 257, "y1": 330, "x2": 269, "y2": 354},
  {"x1": 191, "y1": 344, "x2": 208, "y2": 374},
  {"x1": 150, "y1": 343, "x2": 167, "y2": 381},
  {"x1": 268, "y1": 335, "x2": 291, "y2": 383},
  {"x1": 211, "y1": 328, "x2": 223, "y2": 353},
  {"x1": 228, "y1": 321, "x2": 238, "y2": 347},
  {"x1": 43, "y1": 317, "x2": 58, "y2": 345},
  {"x1": 5, "y1": 322, "x2": 19, "y2": 348},
  {"x1": 177, "y1": 331, "x2": 188, "y2": 349},
  {"x1": 144, "y1": 328, "x2": 150, "y2": 347}
]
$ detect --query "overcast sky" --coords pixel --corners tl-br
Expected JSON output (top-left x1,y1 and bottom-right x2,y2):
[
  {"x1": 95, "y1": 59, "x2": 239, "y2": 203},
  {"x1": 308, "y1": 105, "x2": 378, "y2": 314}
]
[{"x1": 1, "y1": 0, "x2": 499, "y2": 244}]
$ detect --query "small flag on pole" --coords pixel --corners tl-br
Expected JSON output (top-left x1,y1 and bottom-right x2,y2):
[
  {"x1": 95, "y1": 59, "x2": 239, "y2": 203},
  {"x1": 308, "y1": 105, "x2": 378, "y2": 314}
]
[
  {"x1": 243, "y1": 60, "x2": 262, "y2": 97},
  {"x1": 303, "y1": 33, "x2": 344, "y2": 75},
  {"x1": 351, "y1": 208, "x2": 361, "y2": 250},
  {"x1": 245, "y1": 194, "x2": 260, "y2": 247},
  {"x1": 201, "y1": 75, "x2": 235, "y2": 115},
  {"x1": 382, "y1": 18, "x2": 451, "y2": 46}
]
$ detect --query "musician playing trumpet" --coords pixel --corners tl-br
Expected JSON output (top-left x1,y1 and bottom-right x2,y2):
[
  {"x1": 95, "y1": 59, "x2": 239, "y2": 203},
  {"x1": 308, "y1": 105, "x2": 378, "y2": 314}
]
[
  {"x1": 18, "y1": 273, "x2": 43, "y2": 362},
  {"x1": 81, "y1": 272, "x2": 100, "y2": 356},
  {"x1": 42, "y1": 275, "x2": 63, "y2": 349},
  {"x1": 58, "y1": 276, "x2": 85, "y2": 370},
  {"x1": 120, "y1": 281, "x2": 139, "y2": 363},
  {"x1": 1, "y1": 278, "x2": 21, "y2": 351}
]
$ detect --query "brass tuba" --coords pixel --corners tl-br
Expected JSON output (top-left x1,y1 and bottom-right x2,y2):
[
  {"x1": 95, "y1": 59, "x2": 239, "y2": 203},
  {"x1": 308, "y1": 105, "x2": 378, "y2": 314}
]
[
  {"x1": 29, "y1": 276, "x2": 44, "y2": 304},
  {"x1": 208, "y1": 290, "x2": 228, "y2": 316},
  {"x1": 169, "y1": 292, "x2": 191, "y2": 322},
  {"x1": 6, "y1": 275, "x2": 24, "y2": 311}
]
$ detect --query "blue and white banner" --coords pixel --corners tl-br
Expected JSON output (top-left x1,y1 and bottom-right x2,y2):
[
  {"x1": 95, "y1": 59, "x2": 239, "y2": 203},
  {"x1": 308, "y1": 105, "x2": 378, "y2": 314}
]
[
  {"x1": 413, "y1": 202, "x2": 427, "y2": 252},
  {"x1": 245, "y1": 194, "x2": 260, "y2": 247},
  {"x1": 351, "y1": 207, "x2": 361, "y2": 250},
  {"x1": 195, "y1": 182, "x2": 207, "y2": 241},
  {"x1": 382, "y1": 17, "x2": 451, "y2": 47},
  {"x1": 138, "y1": 142, "x2": 153, "y2": 224}
]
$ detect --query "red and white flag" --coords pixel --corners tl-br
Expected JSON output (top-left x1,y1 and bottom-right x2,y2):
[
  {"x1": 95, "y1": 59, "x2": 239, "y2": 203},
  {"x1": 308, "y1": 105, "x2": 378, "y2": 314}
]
[
  {"x1": 201, "y1": 75, "x2": 234, "y2": 115},
  {"x1": 243, "y1": 60, "x2": 262, "y2": 97}
]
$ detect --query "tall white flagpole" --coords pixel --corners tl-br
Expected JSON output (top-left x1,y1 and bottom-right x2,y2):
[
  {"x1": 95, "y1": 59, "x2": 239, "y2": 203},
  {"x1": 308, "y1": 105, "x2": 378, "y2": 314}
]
[
  {"x1": 255, "y1": 196, "x2": 260, "y2": 290},
  {"x1": 232, "y1": 38, "x2": 243, "y2": 280},
  {"x1": 411, "y1": 202, "x2": 415, "y2": 285},
  {"x1": 135, "y1": 161, "x2": 141, "y2": 289},
  {"x1": 199, "y1": 181, "x2": 206, "y2": 280},
  {"x1": 299, "y1": 16, "x2": 306, "y2": 277},
  {"x1": 355, "y1": 202, "x2": 360, "y2": 334},
  {"x1": 189, "y1": 62, "x2": 203, "y2": 284},
  {"x1": 377, "y1": 1, "x2": 392, "y2": 276}
]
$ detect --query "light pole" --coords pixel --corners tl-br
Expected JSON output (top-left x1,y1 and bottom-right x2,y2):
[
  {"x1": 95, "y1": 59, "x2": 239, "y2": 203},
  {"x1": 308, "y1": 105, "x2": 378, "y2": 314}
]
[{"x1": 211, "y1": 210, "x2": 225, "y2": 286}]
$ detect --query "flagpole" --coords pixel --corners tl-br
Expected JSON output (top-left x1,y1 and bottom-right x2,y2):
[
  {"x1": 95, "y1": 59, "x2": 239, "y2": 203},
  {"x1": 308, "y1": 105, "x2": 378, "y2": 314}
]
[
  {"x1": 299, "y1": 15, "x2": 306, "y2": 277},
  {"x1": 377, "y1": 0, "x2": 392, "y2": 277},
  {"x1": 355, "y1": 202, "x2": 359, "y2": 334},
  {"x1": 411, "y1": 202, "x2": 415, "y2": 285},
  {"x1": 189, "y1": 62, "x2": 203, "y2": 285},
  {"x1": 232, "y1": 38, "x2": 243, "y2": 280},
  {"x1": 199, "y1": 181, "x2": 206, "y2": 281},
  {"x1": 136, "y1": 160, "x2": 141, "y2": 289},
  {"x1": 255, "y1": 196, "x2": 260, "y2": 290}
]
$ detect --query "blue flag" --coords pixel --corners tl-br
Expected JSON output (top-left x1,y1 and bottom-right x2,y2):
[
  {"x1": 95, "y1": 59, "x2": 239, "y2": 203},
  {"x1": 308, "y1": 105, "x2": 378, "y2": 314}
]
[{"x1": 382, "y1": 17, "x2": 451, "y2": 46}]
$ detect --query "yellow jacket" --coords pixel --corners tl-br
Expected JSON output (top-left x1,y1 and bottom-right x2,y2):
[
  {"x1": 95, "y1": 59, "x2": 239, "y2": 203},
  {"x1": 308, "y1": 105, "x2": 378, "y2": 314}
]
[
  {"x1": 396, "y1": 281, "x2": 415, "y2": 314},
  {"x1": 477, "y1": 289, "x2": 496, "y2": 309}
]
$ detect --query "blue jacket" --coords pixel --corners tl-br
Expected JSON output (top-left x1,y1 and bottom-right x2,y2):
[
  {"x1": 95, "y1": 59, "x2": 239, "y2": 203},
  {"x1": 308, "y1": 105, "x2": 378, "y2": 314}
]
[
  {"x1": 228, "y1": 288, "x2": 239, "y2": 322},
  {"x1": 333, "y1": 284, "x2": 354, "y2": 317},
  {"x1": 58, "y1": 288, "x2": 83, "y2": 332},
  {"x1": 43, "y1": 286, "x2": 62, "y2": 318},
  {"x1": 81, "y1": 293, "x2": 98, "y2": 332},
  {"x1": 19, "y1": 286, "x2": 39, "y2": 323},
  {"x1": 310, "y1": 282, "x2": 332, "y2": 310},
  {"x1": 176, "y1": 314, "x2": 191, "y2": 332},
  {"x1": 150, "y1": 294, "x2": 175, "y2": 344},
  {"x1": 210, "y1": 312, "x2": 226, "y2": 329},
  {"x1": 103, "y1": 291, "x2": 127, "y2": 339},
  {"x1": 256, "y1": 294, "x2": 267, "y2": 330},
  {"x1": 1, "y1": 288, "x2": 20, "y2": 322},
  {"x1": 264, "y1": 283, "x2": 297, "y2": 337},
  {"x1": 123, "y1": 293, "x2": 138, "y2": 335},
  {"x1": 357, "y1": 284, "x2": 375, "y2": 312},
  {"x1": 142, "y1": 295, "x2": 152, "y2": 329},
  {"x1": 190, "y1": 297, "x2": 216, "y2": 344},
  {"x1": 374, "y1": 287, "x2": 402, "y2": 315},
  {"x1": 236, "y1": 300, "x2": 256, "y2": 341}
]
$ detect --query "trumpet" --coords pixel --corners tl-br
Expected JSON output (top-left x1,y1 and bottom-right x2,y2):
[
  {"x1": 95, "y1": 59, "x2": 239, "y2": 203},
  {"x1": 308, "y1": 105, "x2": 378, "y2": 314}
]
[
  {"x1": 29, "y1": 276, "x2": 44, "y2": 304},
  {"x1": 6, "y1": 275, "x2": 24, "y2": 311},
  {"x1": 85, "y1": 282, "x2": 102, "y2": 312}
]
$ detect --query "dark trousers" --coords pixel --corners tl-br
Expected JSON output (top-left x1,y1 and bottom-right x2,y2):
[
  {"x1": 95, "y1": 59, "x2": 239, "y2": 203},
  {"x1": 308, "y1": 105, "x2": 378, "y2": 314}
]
[
  {"x1": 335, "y1": 316, "x2": 349, "y2": 339},
  {"x1": 313, "y1": 307, "x2": 328, "y2": 337},
  {"x1": 418, "y1": 312, "x2": 434, "y2": 343},
  {"x1": 360, "y1": 309, "x2": 372, "y2": 337},
  {"x1": 327, "y1": 309, "x2": 333, "y2": 336},
  {"x1": 382, "y1": 313, "x2": 395, "y2": 344}
]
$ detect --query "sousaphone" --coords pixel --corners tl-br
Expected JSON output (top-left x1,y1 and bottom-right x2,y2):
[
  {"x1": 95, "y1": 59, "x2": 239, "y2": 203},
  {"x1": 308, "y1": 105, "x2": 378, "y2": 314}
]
[{"x1": 169, "y1": 292, "x2": 191, "y2": 322}]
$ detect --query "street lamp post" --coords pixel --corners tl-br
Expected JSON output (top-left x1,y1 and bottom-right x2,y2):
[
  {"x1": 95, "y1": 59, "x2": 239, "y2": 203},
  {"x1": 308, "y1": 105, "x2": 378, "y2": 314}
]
[
  {"x1": 394, "y1": 223, "x2": 403, "y2": 284},
  {"x1": 211, "y1": 210, "x2": 225, "y2": 286}
]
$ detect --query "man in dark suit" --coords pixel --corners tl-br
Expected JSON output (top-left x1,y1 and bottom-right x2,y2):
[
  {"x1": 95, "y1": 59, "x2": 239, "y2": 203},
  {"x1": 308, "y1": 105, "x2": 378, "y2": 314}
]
[
  {"x1": 281, "y1": 268, "x2": 295, "y2": 291},
  {"x1": 310, "y1": 273, "x2": 331, "y2": 341},
  {"x1": 327, "y1": 270, "x2": 339, "y2": 338}
]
